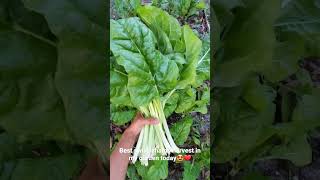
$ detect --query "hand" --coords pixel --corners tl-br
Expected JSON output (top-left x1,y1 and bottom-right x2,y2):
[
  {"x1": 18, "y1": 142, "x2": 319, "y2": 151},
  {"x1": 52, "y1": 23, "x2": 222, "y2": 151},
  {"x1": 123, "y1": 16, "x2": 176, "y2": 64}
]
[{"x1": 126, "y1": 112, "x2": 159, "y2": 137}]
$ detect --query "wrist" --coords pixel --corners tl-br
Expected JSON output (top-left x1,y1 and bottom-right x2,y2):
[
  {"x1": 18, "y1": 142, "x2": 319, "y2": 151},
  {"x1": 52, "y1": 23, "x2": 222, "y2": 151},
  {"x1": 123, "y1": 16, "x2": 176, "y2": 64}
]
[{"x1": 124, "y1": 127, "x2": 139, "y2": 138}]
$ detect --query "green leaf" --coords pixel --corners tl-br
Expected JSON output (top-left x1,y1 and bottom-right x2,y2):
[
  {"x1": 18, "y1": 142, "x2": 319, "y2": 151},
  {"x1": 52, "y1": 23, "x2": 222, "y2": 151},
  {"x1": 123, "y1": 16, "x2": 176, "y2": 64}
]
[
  {"x1": 183, "y1": 161, "x2": 201, "y2": 180},
  {"x1": 114, "y1": 0, "x2": 141, "y2": 18},
  {"x1": 111, "y1": 18, "x2": 158, "y2": 107},
  {"x1": 263, "y1": 37, "x2": 305, "y2": 82},
  {"x1": 110, "y1": 70, "x2": 132, "y2": 106},
  {"x1": 194, "y1": 148, "x2": 210, "y2": 168},
  {"x1": 214, "y1": 79, "x2": 276, "y2": 162},
  {"x1": 136, "y1": 160, "x2": 168, "y2": 180},
  {"x1": 166, "y1": 53, "x2": 186, "y2": 71},
  {"x1": 135, "y1": 162, "x2": 148, "y2": 178},
  {"x1": 22, "y1": 0, "x2": 107, "y2": 159},
  {"x1": 195, "y1": 35, "x2": 210, "y2": 87},
  {"x1": 242, "y1": 78, "x2": 276, "y2": 112},
  {"x1": 196, "y1": 1, "x2": 206, "y2": 9},
  {"x1": 111, "y1": 18, "x2": 180, "y2": 105},
  {"x1": 163, "y1": 92, "x2": 179, "y2": 117},
  {"x1": 291, "y1": 89, "x2": 320, "y2": 133},
  {"x1": 175, "y1": 88, "x2": 196, "y2": 113},
  {"x1": 127, "y1": 164, "x2": 140, "y2": 180},
  {"x1": 193, "y1": 85, "x2": 210, "y2": 114},
  {"x1": 213, "y1": 0, "x2": 280, "y2": 87},
  {"x1": 137, "y1": 6, "x2": 181, "y2": 54},
  {"x1": 10, "y1": 154, "x2": 82, "y2": 180},
  {"x1": 170, "y1": 115, "x2": 193, "y2": 145},
  {"x1": 111, "y1": 106, "x2": 136, "y2": 126},
  {"x1": 275, "y1": 0, "x2": 320, "y2": 56},
  {"x1": 177, "y1": 26, "x2": 202, "y2": 89},
  {"x1": 146, "y1": 159, "x2": 168, "y2": 180},
  {"x1": 269, "y1": 135, "x2": 312, "y2": 166}
]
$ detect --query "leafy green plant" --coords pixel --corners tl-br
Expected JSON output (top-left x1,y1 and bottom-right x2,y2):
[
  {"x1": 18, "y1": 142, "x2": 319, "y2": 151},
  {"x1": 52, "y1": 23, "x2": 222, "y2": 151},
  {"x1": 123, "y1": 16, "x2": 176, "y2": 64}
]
[
  {"x1": 213, "y1": 0, "x2": 320, "y2": 176},
  {"x1": 112, "y1": 0, "x2": 206, "y2": 19},
  {"x1": 0, "y1": 0, "x2": 107, "y2": 179},
  {"x1": 159, "y1": 0, "x2": 206, "y2": 18},
  {"x1": 110, "y1": 5, "x2": 203, "y2": 165},
  {"x1": 111, "y1": 4, "x2": 210, "y2": 179},
  {"x1": 113, "y1": 0, "x2": 142, "y2": 18}
]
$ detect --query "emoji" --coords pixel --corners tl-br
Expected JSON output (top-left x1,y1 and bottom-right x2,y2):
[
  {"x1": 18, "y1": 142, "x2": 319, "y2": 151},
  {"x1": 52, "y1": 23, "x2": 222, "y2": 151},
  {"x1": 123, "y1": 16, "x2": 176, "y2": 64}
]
[
  {"x1": 176, "y1": 154, "x2": 184, "y2": 162},
  {"x1": 184, "y1": 155, "x2": 192, "y2": 161}
]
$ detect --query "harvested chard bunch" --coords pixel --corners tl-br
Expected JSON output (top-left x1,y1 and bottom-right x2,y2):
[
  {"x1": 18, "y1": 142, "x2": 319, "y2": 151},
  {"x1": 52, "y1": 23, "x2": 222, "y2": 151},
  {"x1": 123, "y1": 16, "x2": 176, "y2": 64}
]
[{"x1": 110, "y1": 6, "x2": 201, "y2": 166}]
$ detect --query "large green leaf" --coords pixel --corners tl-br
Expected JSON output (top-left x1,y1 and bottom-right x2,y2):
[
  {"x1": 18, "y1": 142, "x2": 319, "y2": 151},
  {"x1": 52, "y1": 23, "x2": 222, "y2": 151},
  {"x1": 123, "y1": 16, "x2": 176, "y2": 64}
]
[
  {"x1": 242, "y1": 78, "x2": 277, "y2": 112},
  {"x1": 214, "y1": 79, "x2": 276, "y2": 162},
  {"x1": 127, "y1": 164, "x2": 140, "y2": 180},
  {"x1": 10, "y1": 154, "x2": 81, "y2": 180},
  {"x1": 146, "y1": 159, "x2": 168, "y2": 180},
  {"x1": 111, "y1": 105, "x2": 136, "y2": 126},
  {"x1": 268, "y1": 135, "x2": 312, "y2": 166},
  {"x1": 183, "y1": 161, "x2": 201, "y2": 180},
  {"x1": 213, "y1": 0, "x2": 280, "y2": 87},
  {"x1": 290, "y1": 89, "x2": 320, "y2": 134},
  {"x1": 177, "y1": 26, "x2": 202, "y2": 89},
  {"x1": 263, "y1": 37, "x2": 305, "y2": 82},
  {"x1": 275, "y1": 0, "x2": 320, "y2": 56},
  {"x1": 163, "y1": 92, "x2": 179, "y2": 117},
  {"x1": 170, "y1": 115, "x2": 193, "y2": 145},
  {"x1": 136, "y1": 160, "x2": 168, "y2": 180},
  {"x1": 175, "y1": 87, "x2": 196, "y2": 113},
  {"x1": 137, "y1": 6, "x2": 181, "y2": 54},
  {"x1": 110, "y1": 70, "x2": 132, "y2": 106},
  {"x1": 111, "y1": 17, "x2": 180, "y2": 106},
  {"x1": 0, "y1": 27, "x2": 69, "y2": 142},
  {"x1": 22, "y1": 0, "x2": 107, "y2": 158}
]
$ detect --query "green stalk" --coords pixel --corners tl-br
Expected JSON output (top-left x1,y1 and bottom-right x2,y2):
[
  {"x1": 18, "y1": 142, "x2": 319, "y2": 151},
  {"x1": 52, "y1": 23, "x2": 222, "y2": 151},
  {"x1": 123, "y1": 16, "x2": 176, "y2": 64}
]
[
  {"x1": 133, "y1": 97, "x2": 180, "y2": 166},
  {"x1": 153, "y1": 99, "x2": 180, "y2": 152},
  {"x1": 132, "y1": 128, "x2": 144, "y2": 163}
]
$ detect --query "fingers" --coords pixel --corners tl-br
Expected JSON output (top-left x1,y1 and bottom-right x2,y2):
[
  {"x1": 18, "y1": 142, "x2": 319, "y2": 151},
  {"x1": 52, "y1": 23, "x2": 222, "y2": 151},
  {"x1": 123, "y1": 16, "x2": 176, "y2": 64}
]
[
  {"x1": 145, "y1": 118, "x2": 159, "y2": 125},
  {"x1": 139, "y1": 118, "x2": 159, "y2": 126},
  {"x1": 135, "y1": 112, "x2": 159, "y2": 125}
]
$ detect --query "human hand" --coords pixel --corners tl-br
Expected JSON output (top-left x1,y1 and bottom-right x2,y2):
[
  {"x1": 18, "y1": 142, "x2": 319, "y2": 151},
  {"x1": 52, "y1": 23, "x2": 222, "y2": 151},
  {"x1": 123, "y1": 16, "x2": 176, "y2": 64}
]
[{"x1": 125, "y1": 112, "x2": 159, "y2": 137}]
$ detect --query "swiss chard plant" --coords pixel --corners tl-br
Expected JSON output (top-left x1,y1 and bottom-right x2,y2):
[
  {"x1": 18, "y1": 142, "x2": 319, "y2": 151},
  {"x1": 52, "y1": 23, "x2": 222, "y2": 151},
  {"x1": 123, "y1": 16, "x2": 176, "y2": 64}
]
[{"x1": 213, "y1": 0, "x2": 320, "y2": 176}]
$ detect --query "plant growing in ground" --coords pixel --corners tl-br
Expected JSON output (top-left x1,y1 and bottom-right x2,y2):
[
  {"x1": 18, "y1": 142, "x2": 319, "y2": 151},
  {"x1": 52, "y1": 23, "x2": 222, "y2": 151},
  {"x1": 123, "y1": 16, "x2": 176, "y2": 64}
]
[
  {"x1": 213, "y1": 0, "x2": 320, "y2": 176},
  {"x1": 0, "y1": 0, "x2": 107, "y2": 179},
  {"x1": 112, "y1": 0, "x2": 206, "y2": 20}
]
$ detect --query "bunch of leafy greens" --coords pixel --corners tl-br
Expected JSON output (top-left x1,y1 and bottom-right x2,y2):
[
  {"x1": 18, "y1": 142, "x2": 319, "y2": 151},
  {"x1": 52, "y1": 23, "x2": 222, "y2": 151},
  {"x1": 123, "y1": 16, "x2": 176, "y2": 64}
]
[
  {"x1": 110, "y1": 5, "x2": 207, "y2": 166},
  {"x1": 0, "y1": 0, "x2": 106, "y2": 179},
  {"x1": 213, "y1": 0, "x2": 320, "y2": 176}
]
